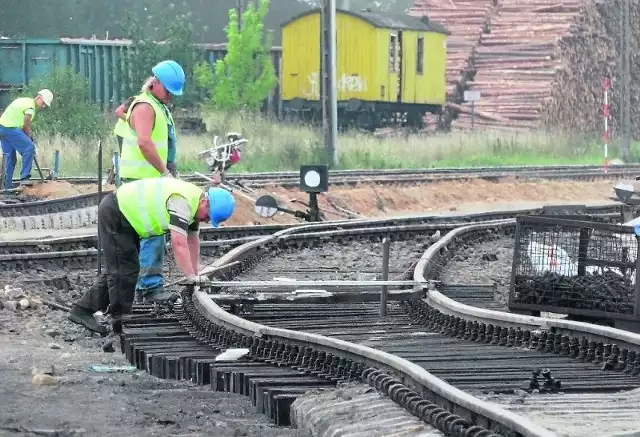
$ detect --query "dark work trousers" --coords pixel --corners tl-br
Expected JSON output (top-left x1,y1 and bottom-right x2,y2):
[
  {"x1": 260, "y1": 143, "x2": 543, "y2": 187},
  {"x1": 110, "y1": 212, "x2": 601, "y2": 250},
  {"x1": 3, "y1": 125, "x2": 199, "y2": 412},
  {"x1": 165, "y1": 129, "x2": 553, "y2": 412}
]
[{"x1": 75, "y1": 192, "x2": 140, "y2": 317}]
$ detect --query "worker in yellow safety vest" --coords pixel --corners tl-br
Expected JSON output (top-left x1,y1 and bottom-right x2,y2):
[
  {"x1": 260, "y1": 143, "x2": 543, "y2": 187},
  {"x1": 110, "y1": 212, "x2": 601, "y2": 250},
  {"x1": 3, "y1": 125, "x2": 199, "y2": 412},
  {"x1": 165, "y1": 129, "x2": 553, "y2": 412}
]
[
  {"x1": 68, "y1": 178, "x2": 236, "y2": 335},
  {"x1": 106, "y1": 77, "x2": 155, "y2": 184},
  {"x1": 114, "y1": 61, "x2": 184, "y2": 305},
  {"x1": 0, "y1": 89, "x2": 53, "y2": 188}
]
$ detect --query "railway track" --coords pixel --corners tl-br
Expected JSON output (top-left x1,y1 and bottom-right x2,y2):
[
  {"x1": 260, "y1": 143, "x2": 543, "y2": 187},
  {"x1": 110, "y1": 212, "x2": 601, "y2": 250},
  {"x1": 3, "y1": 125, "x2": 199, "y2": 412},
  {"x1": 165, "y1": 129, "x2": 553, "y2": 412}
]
[
  {"x1": 1, "y1": 164, "x2": 638, "y2": 217},
  {"x1": 113, "y1": 215, "x2": 640, "y2": 436},
  {"x1": 23, "y1": 163, "x2": 640, "y2": 186},
  {"x1": 6, "y1": 201, "x2": 640, "y2": 436},
  {"x1": 0, "y1": 202, "x2": 631, "y2": 256}
]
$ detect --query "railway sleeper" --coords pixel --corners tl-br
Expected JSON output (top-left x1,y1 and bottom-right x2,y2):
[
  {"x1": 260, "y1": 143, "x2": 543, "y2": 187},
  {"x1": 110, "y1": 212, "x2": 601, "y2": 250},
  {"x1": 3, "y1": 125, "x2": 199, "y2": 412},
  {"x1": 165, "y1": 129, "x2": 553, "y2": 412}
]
[
  {"x1": 118, "y1": 296, "x2": 508, "y2": 437},
  {"x1": 400, "y1": 300, "x2": 640, "y2": 388}
]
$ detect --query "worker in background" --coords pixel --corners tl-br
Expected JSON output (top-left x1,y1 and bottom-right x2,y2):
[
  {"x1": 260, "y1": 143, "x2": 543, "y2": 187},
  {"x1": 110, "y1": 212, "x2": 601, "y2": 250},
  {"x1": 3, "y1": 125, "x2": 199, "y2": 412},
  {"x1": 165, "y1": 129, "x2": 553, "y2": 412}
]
[
  {"x1": 67, "y1": 178, "x2": 236, "y2": 335},
  {"x1": 107, "y1": 78, "x2": 175, "y2": 184},
  {"x1": 0, "y1": 89, "x2": 53, "y2": 189},
  {"x1": 118, "y1": 60, "x2": 183, "y2": 304}
]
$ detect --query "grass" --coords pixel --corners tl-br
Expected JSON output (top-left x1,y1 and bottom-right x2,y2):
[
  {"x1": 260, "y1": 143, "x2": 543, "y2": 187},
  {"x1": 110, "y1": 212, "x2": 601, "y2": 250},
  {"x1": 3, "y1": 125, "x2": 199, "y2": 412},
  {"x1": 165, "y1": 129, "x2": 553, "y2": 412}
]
[{"x1": 26, "y1": 111, "x2": 631, "y2": 177}]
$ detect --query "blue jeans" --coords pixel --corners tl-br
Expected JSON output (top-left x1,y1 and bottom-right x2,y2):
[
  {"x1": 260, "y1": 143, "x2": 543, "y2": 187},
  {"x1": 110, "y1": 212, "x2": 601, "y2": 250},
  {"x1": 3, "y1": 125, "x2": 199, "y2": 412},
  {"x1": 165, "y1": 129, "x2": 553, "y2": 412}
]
[
  {"x1": 0, "y1": 126, "x2": 34, "y2": 189},
  {"x1": 136, "y1": 234, "x2": 165, "y2": 295}
]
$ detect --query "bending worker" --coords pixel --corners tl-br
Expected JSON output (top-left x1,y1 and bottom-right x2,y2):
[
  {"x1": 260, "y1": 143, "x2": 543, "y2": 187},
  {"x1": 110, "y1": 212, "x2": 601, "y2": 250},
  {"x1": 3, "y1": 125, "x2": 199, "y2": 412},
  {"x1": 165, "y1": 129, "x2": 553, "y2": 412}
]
[
  {"x1": 118, "y1": 60, "x2": 182, "y2": 304},
  {"x1": 0, "y1": 89, "x2": 53, "y2": 188},
  {"x1": 68, "y1": 177, "x2": 236, "y2": 335}
]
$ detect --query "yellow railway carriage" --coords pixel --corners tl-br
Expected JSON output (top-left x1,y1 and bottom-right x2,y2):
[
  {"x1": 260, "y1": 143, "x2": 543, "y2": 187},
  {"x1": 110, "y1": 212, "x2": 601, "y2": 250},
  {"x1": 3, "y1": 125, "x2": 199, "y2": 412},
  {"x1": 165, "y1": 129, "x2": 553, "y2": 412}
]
[{"x1": 280, "y1": 8, "x2": 449, "y2": 130}]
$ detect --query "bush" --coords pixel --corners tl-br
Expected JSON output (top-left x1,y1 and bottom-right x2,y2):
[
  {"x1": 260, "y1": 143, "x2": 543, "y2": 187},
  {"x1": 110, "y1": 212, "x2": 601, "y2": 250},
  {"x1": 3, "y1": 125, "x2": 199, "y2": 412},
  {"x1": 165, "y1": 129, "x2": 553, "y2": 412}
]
[
  {"x1": 12, "y1": 66, "x2": 109, "y2": 140},
  {"x1": 194, "y1": 0, "x2": 277, "y2": 111},
  {"x1": 119, "y1": 11, "x2": 201, "y2": 107}
]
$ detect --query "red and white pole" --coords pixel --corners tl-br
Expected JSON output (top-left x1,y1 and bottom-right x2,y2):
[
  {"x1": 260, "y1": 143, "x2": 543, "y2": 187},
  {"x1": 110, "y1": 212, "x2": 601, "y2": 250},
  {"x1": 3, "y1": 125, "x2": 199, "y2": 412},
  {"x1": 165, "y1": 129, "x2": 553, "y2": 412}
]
[{"x1": 603, "y1": 77, "x2": 611, "y2": 173}]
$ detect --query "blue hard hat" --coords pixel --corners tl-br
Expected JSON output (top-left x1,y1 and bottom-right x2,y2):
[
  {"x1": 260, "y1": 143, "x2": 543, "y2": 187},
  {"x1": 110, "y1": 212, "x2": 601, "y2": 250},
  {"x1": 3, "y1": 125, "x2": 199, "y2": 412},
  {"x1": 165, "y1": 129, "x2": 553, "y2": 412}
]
[
  {"x1": 207, "y1": 187, "x2": 235, "y2": 228},
  {"x1": 151, "y1": 60, "x2": 185, "y2": 96}
]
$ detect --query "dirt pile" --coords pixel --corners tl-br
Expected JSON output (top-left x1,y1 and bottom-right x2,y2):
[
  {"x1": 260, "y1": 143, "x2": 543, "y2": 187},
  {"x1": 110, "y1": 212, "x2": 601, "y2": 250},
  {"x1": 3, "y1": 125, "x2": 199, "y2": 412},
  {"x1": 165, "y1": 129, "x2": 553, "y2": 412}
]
[
  {"x1": 21, "y1": 181, "x2": 103, "y2": 199},
  {"x1": 250, "y1": 178, "x2": 620, "y2": 219}
]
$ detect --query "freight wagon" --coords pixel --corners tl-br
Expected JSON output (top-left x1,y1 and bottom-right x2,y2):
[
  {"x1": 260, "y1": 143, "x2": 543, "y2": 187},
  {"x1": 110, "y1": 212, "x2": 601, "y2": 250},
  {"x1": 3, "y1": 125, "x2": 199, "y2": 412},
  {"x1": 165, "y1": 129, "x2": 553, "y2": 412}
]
[
  {"x1": 279, "y1": 8, "x2": 449, "y2": 130},
  {"x1": 0, "y1": 38, "x2": 283, "y2": 118}
]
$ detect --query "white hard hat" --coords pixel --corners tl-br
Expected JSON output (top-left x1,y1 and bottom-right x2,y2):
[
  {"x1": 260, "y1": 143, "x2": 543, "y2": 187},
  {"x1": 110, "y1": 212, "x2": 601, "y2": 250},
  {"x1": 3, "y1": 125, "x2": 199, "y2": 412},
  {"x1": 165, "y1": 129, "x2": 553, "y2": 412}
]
[{"x1": 37, "y1": 89, "x2": 53, "y2": 107}]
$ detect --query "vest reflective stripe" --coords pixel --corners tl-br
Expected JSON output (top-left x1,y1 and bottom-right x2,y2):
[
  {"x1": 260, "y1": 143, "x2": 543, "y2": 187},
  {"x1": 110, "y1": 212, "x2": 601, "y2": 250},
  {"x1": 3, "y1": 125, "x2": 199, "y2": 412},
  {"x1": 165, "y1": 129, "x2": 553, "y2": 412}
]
[
  {"x1": 0, "y1": 97, "x2": 35, "y2": 128},
  {"x1": 119, "y1": 92, "x2": 171, "y2": 180},
  {"x1": 116, "y1": 178, "x2": 203, "y2": 238}
]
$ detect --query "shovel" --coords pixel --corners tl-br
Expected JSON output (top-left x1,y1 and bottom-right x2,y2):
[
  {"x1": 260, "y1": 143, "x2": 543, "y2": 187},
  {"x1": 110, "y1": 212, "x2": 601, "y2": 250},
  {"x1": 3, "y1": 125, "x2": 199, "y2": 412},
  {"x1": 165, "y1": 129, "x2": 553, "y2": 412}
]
[{"x1": 32, "y1": 155, "x2": 45, "y2": 183}]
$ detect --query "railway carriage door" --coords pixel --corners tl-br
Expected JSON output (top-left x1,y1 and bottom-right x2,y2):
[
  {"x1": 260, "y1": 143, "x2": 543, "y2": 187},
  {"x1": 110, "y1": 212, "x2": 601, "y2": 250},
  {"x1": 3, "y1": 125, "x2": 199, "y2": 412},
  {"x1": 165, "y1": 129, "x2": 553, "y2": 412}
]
[
  {"x1": 388, "y1": 32, "x2": 398, "y2": 103},
  {"x1": 396, "y1": 31, "x2": 403, "y2": 103}
]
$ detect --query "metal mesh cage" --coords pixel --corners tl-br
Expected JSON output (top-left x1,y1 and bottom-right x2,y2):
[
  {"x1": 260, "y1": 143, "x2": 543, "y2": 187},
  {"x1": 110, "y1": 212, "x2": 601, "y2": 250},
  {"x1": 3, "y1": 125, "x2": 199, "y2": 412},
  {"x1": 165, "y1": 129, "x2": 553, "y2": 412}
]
[{"x1": 509, "y1": 216, "x2": 639, "y2": 317}]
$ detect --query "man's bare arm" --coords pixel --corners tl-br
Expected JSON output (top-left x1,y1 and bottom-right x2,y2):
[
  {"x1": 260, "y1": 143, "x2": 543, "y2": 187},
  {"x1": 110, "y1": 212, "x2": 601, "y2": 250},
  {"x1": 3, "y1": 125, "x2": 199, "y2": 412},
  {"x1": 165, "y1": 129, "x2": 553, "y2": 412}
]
[
  {"x1": 23, "y1": 114, "x2": 32, "y2": 138},
  {"x1": 187, "y1": 232, "x2": 201, "y2": 273},
  {"x1": 170, "y1": 231, "x2": 196, "y2": 277}
]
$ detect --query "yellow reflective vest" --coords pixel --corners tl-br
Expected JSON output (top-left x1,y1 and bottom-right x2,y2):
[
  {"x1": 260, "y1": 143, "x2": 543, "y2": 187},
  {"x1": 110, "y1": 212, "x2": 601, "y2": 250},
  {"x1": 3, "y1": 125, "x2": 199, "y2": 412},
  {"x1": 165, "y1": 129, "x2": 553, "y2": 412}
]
[
  {"x1": 119, "y1": 92, "x2": 174, "y2": 180},
  {"x1": 116, "y1": 178, "x2": 203, "y2": 238}
]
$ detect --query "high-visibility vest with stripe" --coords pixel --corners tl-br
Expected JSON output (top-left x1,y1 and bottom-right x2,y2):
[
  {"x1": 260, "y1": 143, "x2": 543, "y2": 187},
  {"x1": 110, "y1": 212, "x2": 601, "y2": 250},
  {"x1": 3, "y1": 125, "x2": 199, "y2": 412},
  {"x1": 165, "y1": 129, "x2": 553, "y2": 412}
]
[
  {"x1": 0, "y1": 97, "x2": 35, "y2": 128},
  {"x1": 119, "y1": 92, "x2": 174, "y2": 180},
  {"x1": 113, "y1": 118, "x2": 130, "y2": 138},
  {"x1": 116, "y1": 178, "x2": 203, "y2": 238}
]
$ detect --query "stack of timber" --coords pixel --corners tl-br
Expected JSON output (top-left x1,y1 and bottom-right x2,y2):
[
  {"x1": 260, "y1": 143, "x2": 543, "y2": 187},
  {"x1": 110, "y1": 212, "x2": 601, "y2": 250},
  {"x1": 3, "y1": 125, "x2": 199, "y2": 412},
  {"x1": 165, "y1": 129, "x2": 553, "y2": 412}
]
[
  {"x1": 408, "y1": 0, "x2": 497, "y2": 100},
  {"x1": 541, "y1": 0, "x2": 624, "y2": 136},
  {"x1": 450, "y1": 0, "x2": 587, "y2": 131}
]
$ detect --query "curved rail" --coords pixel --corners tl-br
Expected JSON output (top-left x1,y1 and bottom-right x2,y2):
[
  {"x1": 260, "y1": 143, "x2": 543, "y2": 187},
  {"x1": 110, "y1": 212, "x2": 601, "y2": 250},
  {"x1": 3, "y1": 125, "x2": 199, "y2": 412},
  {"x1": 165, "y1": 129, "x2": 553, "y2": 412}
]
[
  {"x1": 413, "y1": 220, "x2": 640, "y2": 350},
  {"x1": 179, "y1": 221, "x2": 557, "y2": 436},
  {"x1": 7, "y1": 199, "x2": 640, "y2": 435}
]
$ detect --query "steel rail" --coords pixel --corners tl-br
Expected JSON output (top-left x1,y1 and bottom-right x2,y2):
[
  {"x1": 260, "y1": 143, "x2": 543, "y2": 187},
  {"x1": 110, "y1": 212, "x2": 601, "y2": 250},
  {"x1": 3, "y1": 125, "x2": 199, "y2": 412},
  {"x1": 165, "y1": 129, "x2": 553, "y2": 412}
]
[
  {"x1": 0, "y1": 203, "x2": 630, "y2": 258},
  {"x1": 413, "y1": 220, "x2": 640, "y2": 351},
  {"x1": 28, "y1": 163, "x2": 640, "y2": 185},
  {"x1": 2, "y1": 166, "x2": 639, "y2": 218},
  {"x1": 8, "y1": 202, "x2": 632, "y2": 434},
  {"x1": 185, "y1": 219, "x2": 558, "y2": 436}
]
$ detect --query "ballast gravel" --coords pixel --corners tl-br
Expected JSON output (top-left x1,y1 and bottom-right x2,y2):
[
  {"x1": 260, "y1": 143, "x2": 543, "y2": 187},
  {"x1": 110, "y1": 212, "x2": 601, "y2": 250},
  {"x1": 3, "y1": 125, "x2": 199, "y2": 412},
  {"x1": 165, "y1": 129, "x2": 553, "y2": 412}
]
[{"x1": 0, "y1": 269, "x2": 310, "y2": 437}]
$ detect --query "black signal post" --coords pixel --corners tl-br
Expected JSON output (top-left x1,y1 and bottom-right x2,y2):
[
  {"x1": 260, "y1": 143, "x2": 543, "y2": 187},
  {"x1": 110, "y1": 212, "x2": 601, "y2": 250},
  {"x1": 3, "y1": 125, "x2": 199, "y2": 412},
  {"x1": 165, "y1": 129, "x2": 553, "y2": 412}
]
[{"x1": 300, "y1": 164, "x2": 329, "y2": 222}]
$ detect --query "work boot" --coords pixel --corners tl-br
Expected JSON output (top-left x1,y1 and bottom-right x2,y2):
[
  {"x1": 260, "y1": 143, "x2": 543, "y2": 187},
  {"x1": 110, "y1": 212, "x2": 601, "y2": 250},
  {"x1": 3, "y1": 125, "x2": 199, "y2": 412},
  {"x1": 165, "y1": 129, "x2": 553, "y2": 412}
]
[
  {"x1": 144, "y1": 289, "x2": 179, "y2": 304},
  {"x1": 68, "y1": 306, "x2": 108, "y2": 335}
]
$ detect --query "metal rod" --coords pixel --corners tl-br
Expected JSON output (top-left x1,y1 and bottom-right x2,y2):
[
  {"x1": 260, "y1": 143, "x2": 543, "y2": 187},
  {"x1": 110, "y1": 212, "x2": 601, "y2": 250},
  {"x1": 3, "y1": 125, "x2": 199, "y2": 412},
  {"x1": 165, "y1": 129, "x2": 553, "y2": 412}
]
[
  {"x1": 619, "y1": 0, "x2": 626, "y2": 161},
  {"x1": 0, "y1": 153, "x2": 6, "y2": 190},
  {"x1": 97, "y1": 140, "x2": 103, "y2": 276},
  {"x1": 165, "y1": 261, "x2": 242, "y2": 288},
  {"x1": 328, "y1": 0, "x2": 338, "y2": 166},
  {"x1": 471, "y1": 101, "x2": 475, "y2": 131},
  {"x1": 635, "y1": 236, "x2": 640, "y2": 317},
  {"x1": 193, "y1": 171, "x2": 256, "y2": 203},
  {"x1": 113, "y1": 151, "x2": 121, "y2": 187},
  {"x1": 321, "y1": 0, "x2": 339, "y2": 166},
  {"x1": 201, "y1": 280, "x2": 425, "y2": 288},
  {"x1": 380, "y1": 237, "x2": 390, "y2": 317},
  {"x1": 52, "y1": 150, "x2": 60, "y2": 179},
  {"x1": 623, "y1": 0, "x2": 631, "y2": 161}
]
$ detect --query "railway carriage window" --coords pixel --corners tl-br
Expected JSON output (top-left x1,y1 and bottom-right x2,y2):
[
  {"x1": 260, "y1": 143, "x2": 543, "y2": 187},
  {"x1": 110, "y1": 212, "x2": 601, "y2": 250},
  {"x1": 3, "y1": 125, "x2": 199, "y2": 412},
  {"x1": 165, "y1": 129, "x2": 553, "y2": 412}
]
[
  {"x1": 389, "y1": 33, "x2": 397, "y2": 73},
  {"x1": 417, "y1": 37, "x2": 424, "y2": 75}
]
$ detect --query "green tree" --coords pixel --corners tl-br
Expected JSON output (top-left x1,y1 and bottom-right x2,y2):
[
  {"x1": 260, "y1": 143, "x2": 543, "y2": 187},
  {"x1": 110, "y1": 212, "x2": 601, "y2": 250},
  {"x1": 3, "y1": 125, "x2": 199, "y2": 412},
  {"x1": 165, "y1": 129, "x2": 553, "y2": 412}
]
[
  {"x1": 194, "y1": 0, "x2": 278, "y2": 111},
  {"x1": 119, "y1": 11, "x2": 200, "y2": 107},
  {"x1": 12, "y1": 67, "x2": 109, "y2": 139}
]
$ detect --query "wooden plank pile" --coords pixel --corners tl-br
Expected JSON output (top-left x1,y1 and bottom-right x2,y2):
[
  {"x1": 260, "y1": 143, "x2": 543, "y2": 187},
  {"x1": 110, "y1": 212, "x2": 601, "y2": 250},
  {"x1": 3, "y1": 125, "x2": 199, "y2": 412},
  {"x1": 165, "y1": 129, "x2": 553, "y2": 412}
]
[
  {"x1": 408, "y1": 0, "x2": 497, "y2": 99},
  {"x1": 450, "y1": 0, "x2": 587, "y2": 131}
]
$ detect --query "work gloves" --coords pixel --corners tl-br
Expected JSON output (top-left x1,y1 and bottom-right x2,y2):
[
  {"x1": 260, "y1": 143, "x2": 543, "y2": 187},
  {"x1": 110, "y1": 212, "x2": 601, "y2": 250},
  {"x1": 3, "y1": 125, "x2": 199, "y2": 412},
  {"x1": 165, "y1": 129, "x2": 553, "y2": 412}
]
[{"x1": 186, "y1": 274, "x2": 209, "y2": 285}]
